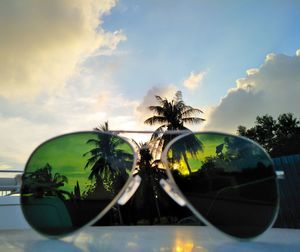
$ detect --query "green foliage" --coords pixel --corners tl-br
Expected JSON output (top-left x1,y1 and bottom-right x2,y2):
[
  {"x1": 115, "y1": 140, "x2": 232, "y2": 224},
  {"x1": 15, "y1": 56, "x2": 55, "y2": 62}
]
[
  {"x1": 81, "y1": 182, "x2": 96, "y2": 199},
  {"x1": 22, "y1": 163, "x2": 71, "y2": 200},
  {"x1": 100, "y1": 166, "x2": 119, "y2": 193},
  {"x1": 237, "y1": 113, "x2": 300, "y2": 157}
]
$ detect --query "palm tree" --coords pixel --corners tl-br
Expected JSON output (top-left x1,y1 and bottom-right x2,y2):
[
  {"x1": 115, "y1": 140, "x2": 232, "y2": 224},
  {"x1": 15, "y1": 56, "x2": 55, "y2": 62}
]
[
  {"x1": 84, "y1": 121, "x2": 135, "y2": 224},
  {"x1": 84, "y1": 121, "x2": 133, "y2": 193},
  {"x1": 145, "y1": 91, "x2": 205, "y2": 130},
  {"x1": 144, "y1": 91, "x2": 205, "y2": 174},
  {"x1": 131, "y1": 142, "x2": 165, "y2": 223},
  {"x1": 22, "y1": 163, "x2": 71, "y2": 200}
]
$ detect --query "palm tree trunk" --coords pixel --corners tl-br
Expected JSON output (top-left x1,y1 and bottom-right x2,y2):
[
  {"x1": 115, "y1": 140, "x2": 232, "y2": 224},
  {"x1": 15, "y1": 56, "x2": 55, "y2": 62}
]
[
  {"x1": 150, "y1": 175, "x2": 161, "y2": 223},
  {"x1": 183, "y1": 153, "x2": 192, "y2": 175}
]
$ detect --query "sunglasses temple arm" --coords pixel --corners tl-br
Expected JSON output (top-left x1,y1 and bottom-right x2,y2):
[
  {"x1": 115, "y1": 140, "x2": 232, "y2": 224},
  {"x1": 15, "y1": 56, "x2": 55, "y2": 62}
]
[{"x1": 117, "y1": 175, "x2": 142, "y2": 205}]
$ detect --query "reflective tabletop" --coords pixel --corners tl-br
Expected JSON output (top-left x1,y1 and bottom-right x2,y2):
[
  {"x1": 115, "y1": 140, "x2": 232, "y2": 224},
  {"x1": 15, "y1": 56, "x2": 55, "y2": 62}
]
[{"x1": 0, "y1": 226, "x2": 299, "y2": 252}]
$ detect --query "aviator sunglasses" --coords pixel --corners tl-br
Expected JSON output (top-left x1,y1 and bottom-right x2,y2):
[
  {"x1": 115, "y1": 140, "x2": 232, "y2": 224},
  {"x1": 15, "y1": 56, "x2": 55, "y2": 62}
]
[{"x1": 20, "y1": 130, "x2": 279, "y2": 240}]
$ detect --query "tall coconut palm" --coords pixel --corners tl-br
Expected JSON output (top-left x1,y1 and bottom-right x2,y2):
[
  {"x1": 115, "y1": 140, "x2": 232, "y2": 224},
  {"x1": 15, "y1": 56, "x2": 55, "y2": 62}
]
[
  {"x1": 145, "y1": 91, "x2": 204, "y2": 130},
  {"x1": 145, "y1": 91, "x2": 205, "y2": 145},
  {"x1": 130, "y1": 142, "x2": 165, "y2": 223},
  {"x1": 84, "y1": 121, "x2": 133, "y2": 193},
  {"x1": 144, "y1": 91, "x2": 205, "y2": 174}
]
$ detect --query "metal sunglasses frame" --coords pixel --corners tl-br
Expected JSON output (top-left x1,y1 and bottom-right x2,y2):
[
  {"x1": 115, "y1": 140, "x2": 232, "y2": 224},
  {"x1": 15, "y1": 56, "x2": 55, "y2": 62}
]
[{"x1": 20, "y1": 130, "x2": 280, "y2": 240}]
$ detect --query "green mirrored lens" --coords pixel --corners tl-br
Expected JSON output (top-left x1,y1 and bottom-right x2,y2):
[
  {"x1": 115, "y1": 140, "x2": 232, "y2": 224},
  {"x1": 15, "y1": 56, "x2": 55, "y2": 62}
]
[
  {"x1": 21, "y1": 132, "x2": 135, "y2": 237},
  {"x1": 167, "y1": 132, "x2": 278, "y2": 239}
]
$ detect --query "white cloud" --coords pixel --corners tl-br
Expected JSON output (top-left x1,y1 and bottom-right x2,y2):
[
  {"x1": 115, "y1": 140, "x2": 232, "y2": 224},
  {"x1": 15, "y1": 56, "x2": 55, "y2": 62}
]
[
  {"x1": 246, "y1": 68, "x2": 259, "y2": 76},
  {"x1": 0, "y1": 115, "x2": 58, "y2": 170},
  {"x1": 0, "y1": 163, "x2": 12, "y2": 170},
  {"x1": 183, "y1": 71, "x2": 206, "y2": 90},
  {"x1": 265, "y1": 53, "x2": 276, "y2": 62},
  {"x1": 0, "y1": 0, "x2": 125, "y2": 100},
  {"x1": 0, "y1": 86, "x2": 140, "y2": 169},
  {"x1": 204, "y1": 50, "x2": 300, "y2": 133},
  {"x1": 0, "y1": 1, "x2": 141, "y2": 170}
]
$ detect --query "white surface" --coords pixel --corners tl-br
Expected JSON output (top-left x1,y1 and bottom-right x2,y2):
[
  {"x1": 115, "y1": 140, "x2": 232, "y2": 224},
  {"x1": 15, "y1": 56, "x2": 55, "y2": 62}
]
[
  {"x1": 0, "y1": 226, "x2": 299, "y2": 252},
  {"x1": 0, "y1": 196, "x2": 29, "y2": 229}
]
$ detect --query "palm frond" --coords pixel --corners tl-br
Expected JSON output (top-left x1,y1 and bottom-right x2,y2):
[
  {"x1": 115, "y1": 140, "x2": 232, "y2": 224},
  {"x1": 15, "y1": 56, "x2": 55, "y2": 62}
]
[
  {"x1": 152, "y1": 159, "x2": 163, "y2": 167},
  {"x1": 181, "y1": 107, "x2": 204, "y2": 117},
  {"x1": 175, "y1": 100, "x2": 185, "y2": 110},
  {"x1": 155, "y1": 95, "x2": 165, "y2": 106},
  {"x1": 83, "y1": 147, "x2": 102, "y2": 157},
  {"x1": 84, "y1": 155, "x2": 100, "y2": 169},
  {"x1": 150, "y1": 126, "x2": 166, "y2": 141},
  {"x1": 182, "y1": 117, "x2": 205, "y2": 124},
  {"x1": 86, "y1": 138, "x2": 100, "y2": 145},
  {"x1": 144, "y1": 116, "x2": 167, "y2": 125},
  {"x1": 88, "y1": 158, "x2": 107, "y2": 180},
  {"x1": 94, "y1": 121, "x2": 109, "y2": 131},
  {"x1": 110, "y1": 136, "x2": 124, "y2": 146},
  {"x1": 53, "y1": 173, "x2": 68, "y2": 184},
  {"x1": 148, "y1": 105, "x2": 165, "y2": 115}
]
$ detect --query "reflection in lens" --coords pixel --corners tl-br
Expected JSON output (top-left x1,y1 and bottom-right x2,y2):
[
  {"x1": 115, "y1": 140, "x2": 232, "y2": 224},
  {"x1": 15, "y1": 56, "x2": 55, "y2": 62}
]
[
  {"x1": 166, "y1": 132, "x2": 278, "y2": 239},
  {"x1": 21, "y1": 132, "x2": 135, "y2": 237}
]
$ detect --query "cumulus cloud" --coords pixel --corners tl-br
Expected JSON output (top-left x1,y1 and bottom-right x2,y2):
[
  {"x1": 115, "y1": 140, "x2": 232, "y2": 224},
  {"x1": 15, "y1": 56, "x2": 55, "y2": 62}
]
[
  {"x1": 183, "y1": 71, "x2": 206, "y2": 90},
  {"x1": 0, "y1": 0, "x2": 126, "y2": 100},
  {"x1": 204, "y1": 50, "x2": 300, "y2": 133},
  {"x1": 0, "y1": 1, "x2": 136, "y2": 170},
  {"x1": 0, "y1": 84, "x2": 140, "y2": 170},
  {"x1": 0, "y1": 115, "x2": 58, "y2": 170},
  {"x1": 135, "y1": 85, "x2": 177, "y2": 126}
]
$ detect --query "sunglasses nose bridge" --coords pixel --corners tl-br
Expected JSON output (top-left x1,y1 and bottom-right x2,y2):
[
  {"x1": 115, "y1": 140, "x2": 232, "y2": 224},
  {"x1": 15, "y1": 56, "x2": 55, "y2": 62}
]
[
  {"x1": 117, "y1": 175, "x2": 141, "y2": 205},
  {"x1": 159, "y1": 178, "x2": 186, "y2": 207}
]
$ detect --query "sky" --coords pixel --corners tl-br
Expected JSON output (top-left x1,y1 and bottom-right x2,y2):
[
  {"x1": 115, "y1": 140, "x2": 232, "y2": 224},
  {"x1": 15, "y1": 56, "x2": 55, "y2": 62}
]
[{"x1": 0, "y1": 0, "x2": 300, "y2": 170}]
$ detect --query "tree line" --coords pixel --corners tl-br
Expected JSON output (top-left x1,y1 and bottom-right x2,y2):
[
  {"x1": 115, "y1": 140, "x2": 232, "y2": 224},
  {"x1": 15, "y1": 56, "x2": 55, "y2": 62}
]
[{"x1": 237, "y1": 113, "x2": 300, "y2": 158}]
